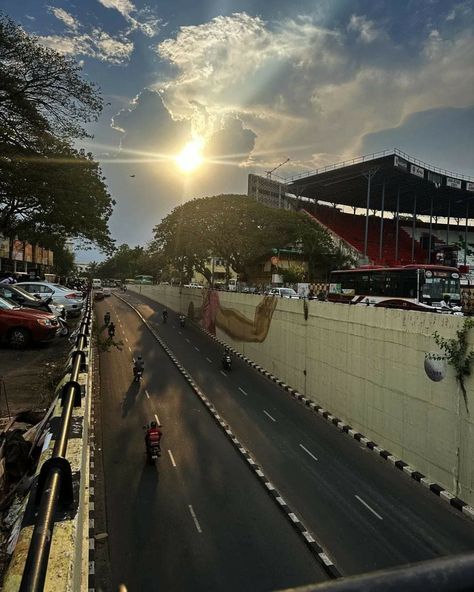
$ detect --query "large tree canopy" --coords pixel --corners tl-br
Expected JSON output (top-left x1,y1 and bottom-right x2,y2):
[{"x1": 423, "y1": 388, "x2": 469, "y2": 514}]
[
  {"x1": 0, "y1": 15, "x2": 114, "y2": 258},
  {"x1": 151, "y1": 194, "x2": 347, "y2": 282}
]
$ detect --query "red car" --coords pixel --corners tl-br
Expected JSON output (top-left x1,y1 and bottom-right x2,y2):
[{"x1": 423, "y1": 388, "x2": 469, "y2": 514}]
[{"x1": 0, "y1": 296, "x2": 59, "y2": 348}]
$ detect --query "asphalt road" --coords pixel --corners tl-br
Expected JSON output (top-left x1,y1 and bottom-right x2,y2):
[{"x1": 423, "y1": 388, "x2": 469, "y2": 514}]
[
  {"x1": 117, "y1": 290, "x2": 474, "y2": 577},
  {"x1": 96, "y1": 297, "x2": 328, "y2": 592}
]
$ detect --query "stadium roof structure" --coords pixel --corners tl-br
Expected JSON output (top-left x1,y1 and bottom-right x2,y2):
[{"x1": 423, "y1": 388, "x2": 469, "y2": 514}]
[{"x1": 285, "y1": 149, "x2": 474, "y2": 220}]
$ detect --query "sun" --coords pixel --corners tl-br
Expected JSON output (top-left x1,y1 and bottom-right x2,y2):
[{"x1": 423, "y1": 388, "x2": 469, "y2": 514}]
[{"x1": 175, "y1": 139, "x2": 204, "y2": 172}]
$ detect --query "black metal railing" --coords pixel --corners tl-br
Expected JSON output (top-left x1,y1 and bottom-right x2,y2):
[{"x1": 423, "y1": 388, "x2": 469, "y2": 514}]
[{"x1": 20, "y1": 296, "x2": 92, "y2": 592}]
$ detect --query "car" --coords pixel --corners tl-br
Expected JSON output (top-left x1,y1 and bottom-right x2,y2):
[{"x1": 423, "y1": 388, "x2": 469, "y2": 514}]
[
  {"x1": 0, "y1": 284, "x2": 66, "y2": 318},
  {"x1": 0, "y1": 296, "x2": 59, "y2": 348},
  {"x1": 92, "y1": 278, "x2": 102, "y2": 289},
  {"x1": 17, "y1": 282, "x2": 84, "y2": 317},
  {"x1": 266, "y1": 287, "x2": 300, "y2": 298},
  {"x1": 103, "y1": 287, "x2": 111, "y2": 296}
]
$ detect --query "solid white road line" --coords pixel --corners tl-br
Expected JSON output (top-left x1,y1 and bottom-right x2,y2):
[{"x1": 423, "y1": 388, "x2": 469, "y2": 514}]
[
  {"x1": 263, "y1": 410, "x2": 276, "y2": 422},
  {"x1": 220, "y1": 370, "x2": 228, "y2": 377},
  {"x1": 188, "y1": 505, "x2": 202, "y2": 533},
  {"x1": 206, "y1": 357, "x2": 213, "y2": 363},
  {"x1": 154, "y1": 413, "x2": 161, "y2": 426},
  {"x1": 238, "y1": 387, "x2": 248, "y2": 396},
  {"x1": 168, "y1": 449, "x2": 177, "y2": 467},
  {"x1": 194, "y1": 346, "x2": 200, "y2": 352},
  {"x1": 355, "y1": 495, "x2": 383, "y2": 520},
  {"x1": 299, "y1": 444, "x2": 318, "y2": 462}
]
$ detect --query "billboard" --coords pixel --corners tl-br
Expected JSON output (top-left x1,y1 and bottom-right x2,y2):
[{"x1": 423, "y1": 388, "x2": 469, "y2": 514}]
[{"x1": 446, "y1": 177, "x2": 462, "y2": 189}]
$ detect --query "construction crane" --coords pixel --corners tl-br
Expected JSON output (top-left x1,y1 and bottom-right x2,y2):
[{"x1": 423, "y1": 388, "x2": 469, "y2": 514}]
[{"x1": 266, "y1": 158, "x2": 290, "y2": 179}]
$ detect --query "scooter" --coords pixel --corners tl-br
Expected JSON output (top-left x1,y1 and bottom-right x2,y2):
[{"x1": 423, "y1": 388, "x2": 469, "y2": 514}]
[
  {"x1": 144, "y1": 426, "x2": 162, "y2": 463},
  {"x1": 58, "y1": 316, "x2": 69, "y2": 337},
  {"x1": 222, "y1": 354, "x2": 232, "y2": 372},
  {"x1": 133, "y1": 367, "x2": 143, "y2": 383}
]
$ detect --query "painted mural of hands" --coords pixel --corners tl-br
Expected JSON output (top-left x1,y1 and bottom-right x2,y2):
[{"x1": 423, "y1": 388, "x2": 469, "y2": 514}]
[{"x1": 216, "y1": 295, "x2": 277, "y2": 342}]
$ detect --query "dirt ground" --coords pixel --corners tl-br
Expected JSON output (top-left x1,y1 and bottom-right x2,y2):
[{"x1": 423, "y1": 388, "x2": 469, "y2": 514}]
[{"x1": 0, "y1": 320, "x2": 80, "y2": 421}]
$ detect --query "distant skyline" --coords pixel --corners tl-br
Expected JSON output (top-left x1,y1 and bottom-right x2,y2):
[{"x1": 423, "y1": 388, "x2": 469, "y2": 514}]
[{"x1": 3, "y1": 0, "x2": 473, "y2": 261}]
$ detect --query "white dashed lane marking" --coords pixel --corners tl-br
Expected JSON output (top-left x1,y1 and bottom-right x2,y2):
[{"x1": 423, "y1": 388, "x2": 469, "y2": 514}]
[
  {"x1": 168, "y1": 449, "x2": 177, "y2": 467},
  {"x1": 185, "y1": 338, "x2": 190, "y2": 343},
  {"x1": 299, "y1": 444, "x2": 318, "y2": 462},
  {"x1": 194, "y1": 346, "x2": 200, "y2": 352},
  {"x1": 154, "y1": 413, "x2": 161, "y2": 426},
  {"x1": 188, "y1": 505, "x2": 203, "y2": 533},
  {"x1": 238, "y1": 387, "x2": 248, "y2": 396},
  {"x1": 145, "y1": 390, "x2": 150, "y2": 399},
  {"x1": 206, "y1": 357, "x2": 212, "y2": 363},
  {"x1": 355, "y1": 495, "x2": 383, "y2": 520},
  {"x1": 263, "y1": 410, "x2": 276, "y2": 422},
  {"x1": 220, "y1": 370, "x2": 227, "y2": 377}
]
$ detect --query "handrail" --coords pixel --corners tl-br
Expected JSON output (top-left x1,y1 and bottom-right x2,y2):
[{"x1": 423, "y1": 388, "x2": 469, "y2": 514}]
[
  {"x1": 285, "y1": 148, "x2": 474, "y2": 183},
  {"x1": 19, "y1": 295, "x2": 92, "y2": 592}
]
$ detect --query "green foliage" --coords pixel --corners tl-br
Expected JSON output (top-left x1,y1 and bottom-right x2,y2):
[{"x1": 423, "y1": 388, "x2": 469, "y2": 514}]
[
  {"x1": 433, "y1": 318, "x2": 474, "y2": 413},
  {"x1": 0, "y1": 15, "x2": 114, "y2": 256},
  {"x1": 151, "y1": 194, "x2": 343, "y2": 283},
  {"x1": 52, "y1": 243, "x2": 75, "y2": 277},
  {"x1": 96, "y1": 244, "x2": 157, "y2": 280},
  {"x1": 281, "y1": 264, "x2": 306, "y2": 284}
]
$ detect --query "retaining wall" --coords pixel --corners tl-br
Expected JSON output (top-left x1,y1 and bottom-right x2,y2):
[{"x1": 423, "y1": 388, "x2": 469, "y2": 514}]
[{"x1": 131, "y1": 284, "x2": 474, "y2": 505}]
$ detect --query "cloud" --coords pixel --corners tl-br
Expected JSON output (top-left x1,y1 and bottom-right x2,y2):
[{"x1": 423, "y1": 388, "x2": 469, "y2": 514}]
[
  {"x1": 49, "y1": 7, "x2": 79, "y2": 32},
  {"x1": 98, "y1": 0, "x2": 161, "y2": 37},
  {"x1": 152, "y1": 11, "x2": 474, "y2": 171},
  {"x1": 37, "y1": 30, "x2": 133, "y2": 64},
  {"x1": 347, "y1": 14, "x2": 381, "y2": 43}
]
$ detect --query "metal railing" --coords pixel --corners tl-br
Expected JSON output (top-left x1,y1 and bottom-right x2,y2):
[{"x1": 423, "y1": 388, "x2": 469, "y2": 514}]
[
  {"x1": 19, "y1": 296, "x2": 92, "y2": 592},
  {"x1": 285, "y1": 148, "x2": 474, "y2": 183}
]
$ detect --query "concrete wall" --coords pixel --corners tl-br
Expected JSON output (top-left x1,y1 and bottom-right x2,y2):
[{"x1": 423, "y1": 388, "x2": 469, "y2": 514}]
[{"x1": 131, "y1": 285, "x2": 474, "y2": 505}]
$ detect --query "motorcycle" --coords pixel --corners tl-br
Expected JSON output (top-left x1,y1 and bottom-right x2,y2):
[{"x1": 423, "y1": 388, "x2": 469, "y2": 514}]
[
  {"x1": 104, "y1": 313, "x2": 111, "y2": 326},
  {"x1": 133, "y1": 367, "x2": 143, "y2": 383},
  {"x1": 144, "y1": 425, "x2": 162, "y2": 463},
  {"x1": 162, "y1": 311, "x2": 168, "y2": 324},
  {"x1": 57, "y1": 316, "x2": 69, "y2": 337},
  {"x1": 179, "y1": 315, "x2": 186, "y2": 328},
  {"x1": 222, "y1": 354, "x2": 232, "y2": 372}
]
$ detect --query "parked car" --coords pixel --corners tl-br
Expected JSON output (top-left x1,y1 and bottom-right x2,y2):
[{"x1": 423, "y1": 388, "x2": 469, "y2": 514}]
[
  {"x1": 0, "y1": 296, "x2": 59, "y2": 348},
  {"x1": 17, "y1": 282, "x2": 83, "y2": 317},
  {"x1": 0, "y1": 284, "x2": 66, "y2": 318},
  {"x1": 266, "y1": 287, "x2": 300, "y2": 298}
]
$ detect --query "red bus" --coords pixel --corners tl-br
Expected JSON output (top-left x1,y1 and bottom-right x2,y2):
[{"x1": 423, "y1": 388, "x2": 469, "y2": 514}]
[{"x1": 328, "y1": 265, "x2": 461, "y2": 312}]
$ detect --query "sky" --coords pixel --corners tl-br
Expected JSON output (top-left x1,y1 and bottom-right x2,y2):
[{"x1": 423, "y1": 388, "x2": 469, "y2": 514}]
[{"x1": 3, "y1": 0, "x2": 474, "y2": 261}]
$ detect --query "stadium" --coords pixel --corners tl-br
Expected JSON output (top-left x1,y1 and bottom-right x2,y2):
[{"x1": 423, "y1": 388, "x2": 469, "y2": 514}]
[{"x1": 248, "y1": 149, "x2": 474, "y2": 311}]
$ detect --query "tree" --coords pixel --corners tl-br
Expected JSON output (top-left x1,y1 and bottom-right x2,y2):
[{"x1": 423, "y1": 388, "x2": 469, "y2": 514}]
[
  {"x1": 0, "y1": 15, "x2": 114, "y2": 261},
  {"x1": 0, "y1": 15, "x2": 101, "y2": 152},
  {"x1": 151, "y1": 195, "x2": 342, "y2": 283},
  {"x1": 52, "y1": 243, "x2": 75, "y2": 277}
]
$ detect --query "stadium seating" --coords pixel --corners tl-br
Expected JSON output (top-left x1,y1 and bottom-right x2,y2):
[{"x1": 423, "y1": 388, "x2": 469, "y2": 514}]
[{"x1": 308, "y1": 206, "x2": 428, "y2": 265}]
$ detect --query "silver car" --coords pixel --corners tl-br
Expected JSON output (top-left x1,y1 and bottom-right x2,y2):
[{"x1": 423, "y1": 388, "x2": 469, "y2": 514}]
[{"x1": 17, "y1": 282, "x2": 83, "y2": 317}]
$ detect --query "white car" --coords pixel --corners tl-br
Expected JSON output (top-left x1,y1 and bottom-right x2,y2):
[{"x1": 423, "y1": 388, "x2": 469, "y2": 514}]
[
  {"x1": 17, "y1": 282, "x2": 84, "y2": 317},
  {"x1": 103, "y1": 287, "x2": 111, "y2": 296},
  {"x1": 266, "y1": 287, "x2": 300, "y2": 299}
]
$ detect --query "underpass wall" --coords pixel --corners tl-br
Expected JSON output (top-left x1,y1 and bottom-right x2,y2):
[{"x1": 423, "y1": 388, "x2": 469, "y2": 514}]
[{"x1": 130, "y1": 285, "x2": 474, "y2": 505}]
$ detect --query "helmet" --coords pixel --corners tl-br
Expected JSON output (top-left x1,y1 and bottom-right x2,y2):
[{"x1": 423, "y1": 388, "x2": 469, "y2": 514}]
[
  {"x1": 151, "y1": 421, "x2": 157, "y2": 428},
  {"x1": 137, "y1": 355, "x2": 143, "y2": 360}
]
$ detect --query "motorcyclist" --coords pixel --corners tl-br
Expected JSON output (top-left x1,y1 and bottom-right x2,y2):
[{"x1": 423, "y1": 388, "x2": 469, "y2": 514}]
[
  {"x1": 222, "y1": 347, "x2": 231, "y2": 368},
  {"x1": 104, "y1": 312, "x2": 111, "y2": 326},
  {"x1": 162, "y1": 309, "x2": 168, "y2": 323},
  {"x1": 108, "y1": 322, "x2": 116, "y2": 338},
  {"x1": 133, "y1": 355, "x2": 145, "y2": 376},
  {"x1": 145, "y1": 420, "x2": 162, "y2": 455},
  {"x1": 179, "y1": 314, "x2": 186, "y2": 327}
]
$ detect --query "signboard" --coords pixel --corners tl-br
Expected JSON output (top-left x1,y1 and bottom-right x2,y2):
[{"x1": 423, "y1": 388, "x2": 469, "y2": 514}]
[
  {"x1": 13, "y1": 240, "x2": 23, "y2": 261},
  {"x1": 410, "y1": 164, "x2": 424, "y2": 179},
  {"x1": 394, "y1": 156, "x2": 408, "y2": 171},
  {"x1": 467, "y1": 182, "x2": 474, "y2": 192},
  {"x1": 24, "y1": 243, "x2": 33, "y2": 263},
  {"x1": 446, "y1": 177, "x2": 462, "y2": 189}
]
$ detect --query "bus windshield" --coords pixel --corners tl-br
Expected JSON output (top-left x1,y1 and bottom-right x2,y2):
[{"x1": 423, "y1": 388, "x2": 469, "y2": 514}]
[
  {"x1": 134, "y1": 275, "x2": 153, "y2": 285},
  {"x1": 421, "y1": 271, "x2": 460, "y2": 302}
]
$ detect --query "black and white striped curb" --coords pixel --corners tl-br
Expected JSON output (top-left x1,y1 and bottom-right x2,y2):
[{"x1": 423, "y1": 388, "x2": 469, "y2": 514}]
[
  {"x1": 194, "y1": 321, "x2": 474, "y2": 522},
  {"x1": 116, "y1": 294, "x2": 341, "y2": 579}
]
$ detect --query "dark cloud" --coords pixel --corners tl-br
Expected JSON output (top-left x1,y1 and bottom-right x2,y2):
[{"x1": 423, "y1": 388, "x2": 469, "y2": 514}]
[
  {"x1": 360, "y1": 106, "x2": 474, "y2": 176},
  {"x1": 205, "y1": 117, "x2": 257, "y2": 162}
]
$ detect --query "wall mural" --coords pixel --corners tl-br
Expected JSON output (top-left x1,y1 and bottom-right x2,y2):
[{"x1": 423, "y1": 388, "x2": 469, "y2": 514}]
[{"x1": 188, "y1": 289, "x2": 278, "y2": 342}]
